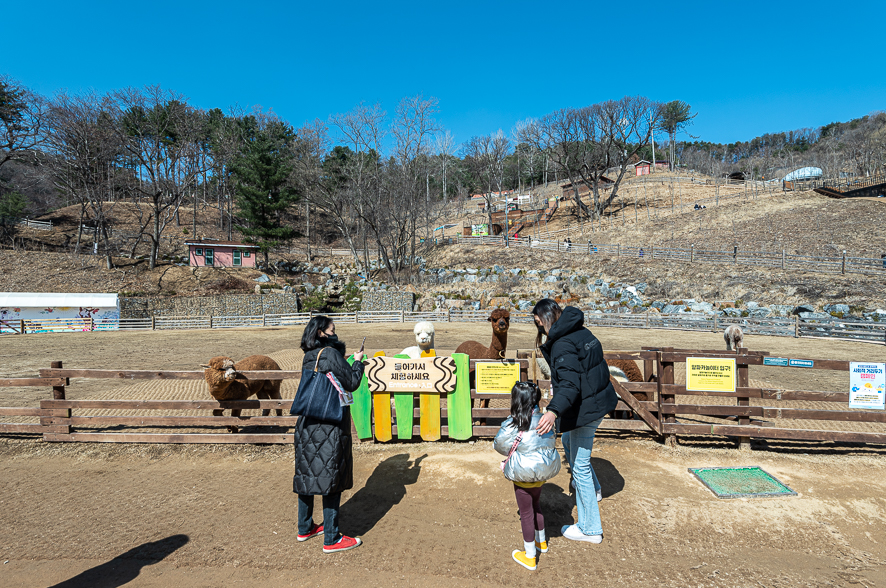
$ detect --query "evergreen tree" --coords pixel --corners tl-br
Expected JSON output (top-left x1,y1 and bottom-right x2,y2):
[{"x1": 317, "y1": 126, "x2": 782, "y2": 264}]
[{"x1": 230, "y1": 118, "x2": 299, "y2": 265}]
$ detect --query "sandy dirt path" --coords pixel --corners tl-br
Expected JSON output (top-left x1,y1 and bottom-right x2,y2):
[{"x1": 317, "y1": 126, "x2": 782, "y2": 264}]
[{"x1": 1, "y1": 438, "x2": 885, "y2": 588}]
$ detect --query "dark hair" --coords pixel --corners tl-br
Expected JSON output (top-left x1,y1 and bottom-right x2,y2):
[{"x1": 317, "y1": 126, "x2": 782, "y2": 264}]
[
  {"x1": 300, "y1": 315, "x2": 333, "y2": 352},
  {"x1": 510, "y1": 381, "x2": 541, "y2": 432},
  {"x1": 531, "y1": 298, "x2": 562, "y2": 349}
]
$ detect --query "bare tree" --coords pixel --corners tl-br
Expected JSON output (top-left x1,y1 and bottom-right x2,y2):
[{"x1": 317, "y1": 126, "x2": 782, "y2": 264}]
[
  {"x1": 0, "y1": 75, "x2": 46, "y2": 171},
  {"x1": 113, "y1": 86, "x2": 207, "y2": 269}
]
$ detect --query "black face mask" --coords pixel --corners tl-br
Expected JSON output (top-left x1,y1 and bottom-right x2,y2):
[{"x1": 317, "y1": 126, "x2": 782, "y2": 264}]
[{"x1": 321, "y1": 334, "x2": 346, "y2": 355}]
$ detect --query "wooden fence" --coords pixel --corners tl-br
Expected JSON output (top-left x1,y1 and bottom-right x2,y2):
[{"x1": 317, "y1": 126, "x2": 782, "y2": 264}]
[
  {"x1": 456, "y1": 234, "x2": 886, "y2": 276},
  {"x1": 3, "y1": 309, "x2": 884, "y2": 344},
  {"x1": 2, "y1": 349, "x2": 883, "y2": 450}
]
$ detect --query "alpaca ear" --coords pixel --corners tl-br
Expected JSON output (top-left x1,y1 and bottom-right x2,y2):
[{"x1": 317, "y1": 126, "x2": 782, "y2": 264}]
[{"x1": 200, "y1": 364, "x2": 211, "y2": 369}]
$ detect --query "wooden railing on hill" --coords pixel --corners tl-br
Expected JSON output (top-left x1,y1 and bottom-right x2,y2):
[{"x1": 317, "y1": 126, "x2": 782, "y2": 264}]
[{"x1": 455, "y1": 234, "x2": 886, "y2": 276}]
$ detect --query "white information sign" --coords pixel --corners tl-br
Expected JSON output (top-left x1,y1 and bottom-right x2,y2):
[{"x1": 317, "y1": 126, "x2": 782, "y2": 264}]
[{"x1": 849, "y1": 362, "x2": 886, "y2": 410}]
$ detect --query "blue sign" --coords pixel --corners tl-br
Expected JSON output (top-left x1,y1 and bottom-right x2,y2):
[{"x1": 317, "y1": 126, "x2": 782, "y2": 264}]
[
  {"x1": 789, "y1": 359, "x2": 814, "y2": 368},
  {"x1": 763, "y1": 357, "x2": 790, "y2": 366}
]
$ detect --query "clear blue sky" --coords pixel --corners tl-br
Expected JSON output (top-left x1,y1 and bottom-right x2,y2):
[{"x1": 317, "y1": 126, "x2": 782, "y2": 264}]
[{"x1": 5, "y1": 0, "x2": 883, "y2": 150}]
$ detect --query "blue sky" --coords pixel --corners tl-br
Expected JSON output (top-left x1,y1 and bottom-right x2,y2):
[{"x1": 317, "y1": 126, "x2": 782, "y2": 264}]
[{"x1": 4, "y1": 1, "x2": 883, "y2": 150}]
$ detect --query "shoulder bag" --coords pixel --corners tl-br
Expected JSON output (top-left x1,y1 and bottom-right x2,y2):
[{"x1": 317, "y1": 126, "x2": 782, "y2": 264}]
[{"x1": 289, "y1": 348, "x2": 344, "y2": 423}]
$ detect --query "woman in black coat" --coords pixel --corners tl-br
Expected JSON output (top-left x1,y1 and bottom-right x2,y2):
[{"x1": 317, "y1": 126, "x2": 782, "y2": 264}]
[
  {"x1": 533, "y1": 299, "x2": 618, "y2": 545},
  {"x1": 294, "y1": 315, "x2": 365, "y2": 553}
]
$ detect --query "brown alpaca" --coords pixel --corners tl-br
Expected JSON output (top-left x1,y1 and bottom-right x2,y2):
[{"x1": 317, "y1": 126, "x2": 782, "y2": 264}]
[
  {"x1": 608, "y1": 359, "x2": 644, "y2": 420},
  {"x1": 454, "y1": 309, "x2": 510, "y2": 359},
  {"x1": 202, "y1": 355, "x2": 283, "y2": 433}
]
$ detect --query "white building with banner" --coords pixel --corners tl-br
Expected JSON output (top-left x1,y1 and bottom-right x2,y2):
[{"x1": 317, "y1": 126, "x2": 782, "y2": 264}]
[{"x1": 0, "y1": 293, "x2": 119, "y2": 333}]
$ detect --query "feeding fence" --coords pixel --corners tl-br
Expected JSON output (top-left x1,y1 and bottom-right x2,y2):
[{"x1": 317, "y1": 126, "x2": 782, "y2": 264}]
[{"x1": 2, "y1": 348, "x2": 883, "y2": 450}]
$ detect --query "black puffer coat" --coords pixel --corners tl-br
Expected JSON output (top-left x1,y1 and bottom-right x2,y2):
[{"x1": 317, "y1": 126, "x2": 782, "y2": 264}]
[
  {"x1": 541, "y1": 306, "x2": 618, "y2": 433},
  {"x1": 293, "y1": 343, "x2": 365, "y2": 496}
]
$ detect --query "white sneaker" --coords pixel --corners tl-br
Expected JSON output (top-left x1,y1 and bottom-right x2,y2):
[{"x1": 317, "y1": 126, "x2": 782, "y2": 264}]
[
  {"x1": 561, "y1": 524, "x2": 603, "y2": 544},
  {"x1": 597, "y1": 489, "x2": 603, "y2": 502}
]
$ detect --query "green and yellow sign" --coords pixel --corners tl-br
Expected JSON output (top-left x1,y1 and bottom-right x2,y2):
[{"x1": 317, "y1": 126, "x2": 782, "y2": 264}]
[{"x1": 686, "y1": 357, "x2": 736, "y2": 392}]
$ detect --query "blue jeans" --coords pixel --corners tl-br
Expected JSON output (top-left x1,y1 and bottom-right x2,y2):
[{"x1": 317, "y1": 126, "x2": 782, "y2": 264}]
[
  {"x1": 297, "y1": 493, "x2": 341, "y2": 545},
  {"x1": 561, "y1": 430, "x2": 601, "y2": 495},
  {"x1": 562, "y1": 417, "x2": 604, "y2": 535}
]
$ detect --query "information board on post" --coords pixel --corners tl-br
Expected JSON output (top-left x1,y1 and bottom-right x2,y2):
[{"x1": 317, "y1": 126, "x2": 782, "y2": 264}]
[
  {"x1": 476, "y1": 361, "x2": 521, "y2": 394},
  {"x1": 849, "y1": 362, "x2": 885, "y2": 410},
  {"x1": 686, "y1": 357, "x2": 736, "y2": 392}
]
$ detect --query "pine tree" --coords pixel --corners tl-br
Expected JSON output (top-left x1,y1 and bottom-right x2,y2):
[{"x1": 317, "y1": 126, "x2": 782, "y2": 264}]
[{"x1": 230, "y1": 118, "x2": 299, "y2": 265}]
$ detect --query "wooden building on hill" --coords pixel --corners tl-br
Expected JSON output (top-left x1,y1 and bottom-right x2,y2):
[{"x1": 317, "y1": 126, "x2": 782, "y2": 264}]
[{"x1": 185, "y1": 239, "x2": 260, "y2": 268}]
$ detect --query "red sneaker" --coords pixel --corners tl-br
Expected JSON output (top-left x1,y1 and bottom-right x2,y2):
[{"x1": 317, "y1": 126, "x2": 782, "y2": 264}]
[
  {"x1": 323, "y1": 535, "x2": 362, "y2": 553},
  {"x1": 297, "y1": 523, "x2": 323, "y2": 542}
]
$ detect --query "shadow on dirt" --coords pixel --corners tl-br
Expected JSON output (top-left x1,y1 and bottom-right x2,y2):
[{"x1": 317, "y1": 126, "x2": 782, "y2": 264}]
[
  {"x1": 48, "y1": 534, "x2": 189, "y2": 588},
  {"x1": 340, "y1": 453, "x2": 426, "y2": 536},
  {"x1": 544, "y1": 457, "x2": 624, "y2": 537}
]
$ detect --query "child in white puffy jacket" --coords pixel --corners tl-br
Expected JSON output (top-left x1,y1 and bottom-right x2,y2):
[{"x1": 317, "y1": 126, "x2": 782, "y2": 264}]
[{"x1": 494, "y1": 382, "x2": 561, "y2": 571}]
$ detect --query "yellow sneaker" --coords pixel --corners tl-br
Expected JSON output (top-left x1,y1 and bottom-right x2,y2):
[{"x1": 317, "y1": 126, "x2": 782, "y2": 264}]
[
  {"x1": 535, "y1": 540, "x2": 548, "y2": 553},
  {"x1": 512, "y1": 550, "x2": 537, "y2": 571}
]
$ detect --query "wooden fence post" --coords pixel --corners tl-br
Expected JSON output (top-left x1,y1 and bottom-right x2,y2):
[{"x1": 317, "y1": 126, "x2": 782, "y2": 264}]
[
  {"x1": 50, "y1": 361, "x2": 65, "y2": 400},
  {"x1": 782, "y1": 249, "x2": 786, "y2": 270},
  {"x1": 262, "y1": 314, "x2": 266, "y2": 327},
  {"x1": 617, "y1": 244, "x2": 621, "y2": 258},
  {"x1": 690, "y1": 244, "x2": 694, "y2": 263},
  {"x1": 842, "y1": 251, "x2": 846, "y2": 274},
  {"x1": 659, "y1": 348, "x2": 676, "y2": 447},
  {"x1": 151, "y1": 316, "x2": 155, "y2": 330},
  {"x1": 733, "y1": 246, "x2": 738, "y2": 263},
  {"x1": 209, "y1": 316, "x2": 213, "y2": 329},
  {"x1": 20, "y1": 319, "x2": 25, "y2": 334},
  {"x1": 400, "y1": 310, "x2": 404, "y2": 323},
  {"x1": 794, "y1": 315, "x2": 800, "y2": 338},
  {"x1": 737, "y1": 348, "x2": 751, "y2": 451},
  {"x1": 448, "y1": 308, "x2": 452, "y2": 322}
]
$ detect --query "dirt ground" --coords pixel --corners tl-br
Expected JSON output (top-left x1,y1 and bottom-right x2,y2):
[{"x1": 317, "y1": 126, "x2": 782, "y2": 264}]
[{"x1": 1, "y1": 325, "x2": 886, "y2": 587}]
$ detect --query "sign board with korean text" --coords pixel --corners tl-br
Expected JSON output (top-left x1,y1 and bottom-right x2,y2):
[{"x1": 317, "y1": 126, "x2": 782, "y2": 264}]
[
  {"x1": 365, "y1": 356, "x2": 456, "y2": 393},
  {"x1": 686, "y1": 358, "x2": 736, "y2": 393},
  {"x1": 476, "y1": 361, "x2": 521, "y2": 394},
  {"x1": 849, "y1": 362, "x2": 885, "y2": 410}
]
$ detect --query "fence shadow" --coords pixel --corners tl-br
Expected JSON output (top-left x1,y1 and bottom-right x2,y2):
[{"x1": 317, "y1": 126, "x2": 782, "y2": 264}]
[
  {"x1": 48, "y1": 534, "x2": 189, "y2": 588},
  {"x1": 339, "y1": 453, "x2": 426, "y2": 536}
]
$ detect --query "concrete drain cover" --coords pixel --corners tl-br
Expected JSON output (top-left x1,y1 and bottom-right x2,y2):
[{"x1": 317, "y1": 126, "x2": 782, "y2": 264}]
[{"x1": 689, "y1": 466, "x2": 796, "y2": 499}]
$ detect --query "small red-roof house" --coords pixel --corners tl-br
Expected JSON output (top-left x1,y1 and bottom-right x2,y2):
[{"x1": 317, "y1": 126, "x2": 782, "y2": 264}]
[
  {"x1": 184, "y1": 239, "x2": 260, "y2": 268},
  {"x1": 634, "y1": 160, "x2": 652, "y2": 176}
]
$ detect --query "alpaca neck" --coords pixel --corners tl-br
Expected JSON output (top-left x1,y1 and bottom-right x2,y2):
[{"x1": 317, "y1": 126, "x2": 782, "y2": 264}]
[{"x1": 491, "y1": 333, "x2": 507, "y2": 358}]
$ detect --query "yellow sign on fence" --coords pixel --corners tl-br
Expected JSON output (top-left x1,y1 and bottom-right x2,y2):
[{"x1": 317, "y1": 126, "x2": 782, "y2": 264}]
[
  {"x1": 476, "y1": 361, "x2": 521, "y2": 394},
  {"x1": 686, "y1": 357, "x2": 736, "y2": 392}
]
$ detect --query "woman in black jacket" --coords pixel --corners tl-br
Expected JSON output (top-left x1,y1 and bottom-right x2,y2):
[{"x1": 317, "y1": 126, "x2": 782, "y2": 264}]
[
  {"x1": 294, "y1": 315, "x2": 365, "y2": 553},
  {"x1": 533, "y1": 299, "x2": 617, "y2": 544}
]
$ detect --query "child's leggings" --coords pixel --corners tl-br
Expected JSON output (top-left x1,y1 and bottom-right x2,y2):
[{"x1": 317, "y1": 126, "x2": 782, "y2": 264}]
[{"x1": 514, "y1": 485, "x2": 544, "y2": 542}]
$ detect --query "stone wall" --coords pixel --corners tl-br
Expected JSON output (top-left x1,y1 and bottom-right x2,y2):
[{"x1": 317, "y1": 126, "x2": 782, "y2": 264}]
[
  {"x1": 120, "y1": 293, "x2": 302, "y2": 318},
  {"x1": 360, "y1": 291, "x2": 415, "y2": 312}
]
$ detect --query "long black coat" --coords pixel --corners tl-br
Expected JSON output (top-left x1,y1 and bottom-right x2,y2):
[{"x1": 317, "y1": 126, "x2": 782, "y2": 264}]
[
  {"x1": 293, "y1": 343, "x2": 365, "y2": 496},
  {"x1": 541, "y1": 306, "x2": 618, "y2": 433}
]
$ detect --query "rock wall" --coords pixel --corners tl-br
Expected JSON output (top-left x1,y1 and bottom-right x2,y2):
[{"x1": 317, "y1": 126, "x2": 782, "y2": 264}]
[
  {"x1": 360, "y1": 291, "x2": 415, "y2": 312},
  {"x1": 120, "y1": 293, "x2": 302, "y2": 318}
]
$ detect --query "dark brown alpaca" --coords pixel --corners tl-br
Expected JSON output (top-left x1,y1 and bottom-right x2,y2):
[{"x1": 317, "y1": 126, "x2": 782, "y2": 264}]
[{"x1": 455, "y1": 309, "x2": 510, "y2": 359}]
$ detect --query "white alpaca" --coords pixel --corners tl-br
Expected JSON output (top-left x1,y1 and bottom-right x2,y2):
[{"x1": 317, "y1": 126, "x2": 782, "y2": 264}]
[
  {"x1": 724, "y1": 324, "x2": 744, "y2": 351},
  {"x1": 400, "y1": 321, "x2": 436, "y2": 358}
]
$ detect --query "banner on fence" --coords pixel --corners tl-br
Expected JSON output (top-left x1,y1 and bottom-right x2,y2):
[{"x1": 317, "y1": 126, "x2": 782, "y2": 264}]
[
  {"x1": 686, "y1": 358, "x2": 736, "y2": 392},
  {"x1": 365, "y1": 356, "x2": 456, "y2": 393},
  {"x1": 471, "y1": 224, "x2": 489, "y2": 236},
  {"x1": 849, "y1": 362, "x2": 885, "y2": 410},
  {"x1": 476, "y1": 361, "x2": 521, "y2": 394}
]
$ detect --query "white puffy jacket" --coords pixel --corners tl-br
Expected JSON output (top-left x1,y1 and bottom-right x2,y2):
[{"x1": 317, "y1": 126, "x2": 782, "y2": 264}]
[{"x1": 493, "y1": 409, "x2": 561, "y2": 484}]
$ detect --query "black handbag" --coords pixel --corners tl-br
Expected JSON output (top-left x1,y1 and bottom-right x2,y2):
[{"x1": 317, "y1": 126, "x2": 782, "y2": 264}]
[{"x1": 289, "y1": 348, "x2": 344, "y2": 423}]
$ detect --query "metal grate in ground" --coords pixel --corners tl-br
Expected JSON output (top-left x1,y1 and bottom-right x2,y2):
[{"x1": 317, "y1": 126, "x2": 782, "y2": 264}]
[{"x1": 689, "y1": 466, "x2": 796, "y2": 499}]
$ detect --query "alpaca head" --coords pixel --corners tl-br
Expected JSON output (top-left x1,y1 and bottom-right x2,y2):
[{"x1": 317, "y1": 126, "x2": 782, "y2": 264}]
[
  {"x1": 203, "y1": 356, "x2": 238, "y2": 382},
  {"x1": 488, "y1": 308, "x2": 510, "y2": 337},
  {"x1": 413, "y1": 321, "x2": 435, "y2": 350},
  {"x1": 608, "y1": 365, "x2": 629, "y2": 383}
]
